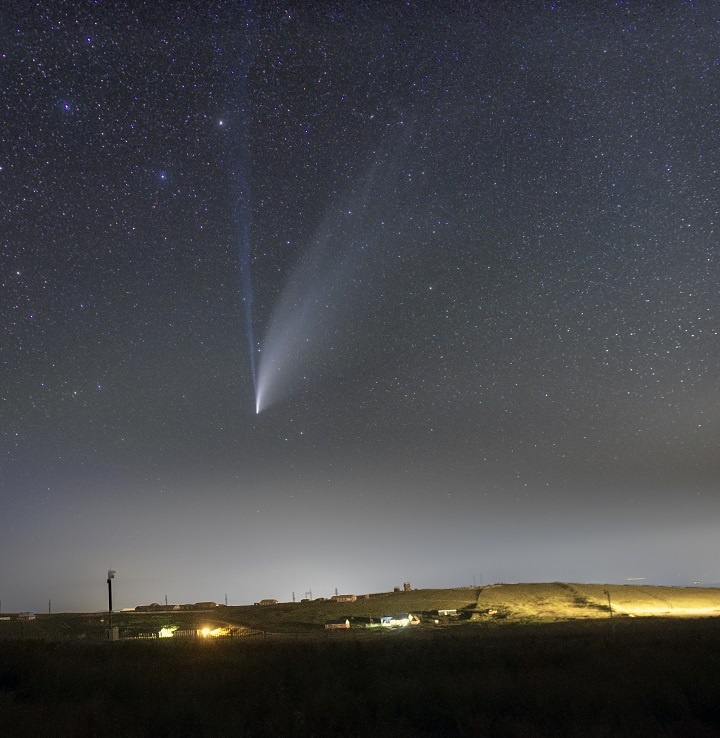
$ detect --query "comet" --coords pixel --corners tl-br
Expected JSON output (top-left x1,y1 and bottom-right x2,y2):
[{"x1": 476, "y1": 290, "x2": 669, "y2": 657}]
[
  {"x1": 255, "y1": 202, "x2": 376, "y2": 414},
  {"x1": 254, "y1": 144, "x2": 406, "y2": 414}
]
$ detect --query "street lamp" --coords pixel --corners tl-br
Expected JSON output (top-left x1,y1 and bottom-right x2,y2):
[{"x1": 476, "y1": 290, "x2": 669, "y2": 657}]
[{"x1": 107, "y1": 570, "x2": 116, "y2": 638}]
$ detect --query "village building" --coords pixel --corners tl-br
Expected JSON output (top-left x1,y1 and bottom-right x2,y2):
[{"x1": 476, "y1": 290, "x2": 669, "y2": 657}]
[
  {"x1": 331, "y1": 594, "x2": 357, "y2": 603},
  {"x1": 380, "y1": 613, "x2": 420, "y2": 627},
  {"x1": 257, "y1": 599, "x2": 278, "y2": 606},
  {"x1": 325, "y1": 619, "x2": 350, "y2": 630}
]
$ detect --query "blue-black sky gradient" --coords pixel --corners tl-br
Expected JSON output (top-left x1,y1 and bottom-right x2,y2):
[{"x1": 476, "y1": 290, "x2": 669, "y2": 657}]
[{"x1": 2, "y1": 1, "x2": 719, "y2": 612}]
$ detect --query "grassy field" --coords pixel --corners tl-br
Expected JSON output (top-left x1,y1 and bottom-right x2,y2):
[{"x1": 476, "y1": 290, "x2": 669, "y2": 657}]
[{"x1": 2, "y1": 617, "x2": 720, "y2": 736}]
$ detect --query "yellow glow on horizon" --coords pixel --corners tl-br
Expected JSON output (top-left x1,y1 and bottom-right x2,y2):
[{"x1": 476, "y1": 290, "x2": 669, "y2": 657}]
[{"x1": 612, "y1": 604, "x2": 720, "y2": 616}]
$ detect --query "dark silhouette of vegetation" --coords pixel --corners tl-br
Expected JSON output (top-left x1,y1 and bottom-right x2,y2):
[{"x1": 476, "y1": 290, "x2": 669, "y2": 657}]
[{"x1": 2, "y1": 618, "x2": 720, "y2": 736}]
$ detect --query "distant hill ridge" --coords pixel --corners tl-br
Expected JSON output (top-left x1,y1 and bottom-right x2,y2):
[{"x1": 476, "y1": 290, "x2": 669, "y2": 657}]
[
  {"x1": 201, "y1": 583, "x2": 720, "y2": 631},
  {"x1": 2, "y1": 584, "x2": 719, "y2": 638}
]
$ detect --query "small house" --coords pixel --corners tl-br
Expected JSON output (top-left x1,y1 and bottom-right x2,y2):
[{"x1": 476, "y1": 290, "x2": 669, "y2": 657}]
[
  {"x1": 325, "y1": 619, "x2": 350, "y2": 630},
  {"x1": 380, "y1": 613, "x2": 420, "y2": 627},
  {"x1": 331, "y1": 594, "x2": 357, "y2": 603},
  {"x1": 257, "y1": 599, "x2": 278, "y2": 606},
  {"x1": 135, "y1": 603, "x2": 163, "y2": 612}
]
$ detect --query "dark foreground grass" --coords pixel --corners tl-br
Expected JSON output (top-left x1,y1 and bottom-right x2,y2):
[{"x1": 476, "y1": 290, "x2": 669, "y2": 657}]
[{"x1": 1, "y1": 618, "x2": 719, "y2": 737}]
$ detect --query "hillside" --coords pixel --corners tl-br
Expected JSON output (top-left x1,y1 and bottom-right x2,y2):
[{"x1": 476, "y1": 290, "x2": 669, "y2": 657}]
[
  {"x1": 210, "y1": 583, "x2": 720, "y2": 630},
  {"x1": 2, "y1": 583, "x2": 719, "y2": 640},
  {"x1": 222, "y1": 588, "x2": 481, "y2": 632},
  {"x1": 477, "y1": 582, "x2": 720, "y2": 621}
]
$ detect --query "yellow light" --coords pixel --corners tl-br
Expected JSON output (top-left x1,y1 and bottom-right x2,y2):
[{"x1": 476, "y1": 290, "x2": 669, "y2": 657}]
[{"x1": 200, "y1": 626, "x2": 229, "y2": 638}]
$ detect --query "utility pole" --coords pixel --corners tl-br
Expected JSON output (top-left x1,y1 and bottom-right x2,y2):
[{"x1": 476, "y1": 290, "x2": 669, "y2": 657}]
[
  {"x1": 604, "y1": 589, "x2": 615, "y2": 638},
  {"x1": 225, "y1": 593, "x2": 228, "y2": 606},
  {"x1": 604, "y1": 589, "x2": 613, "y2": 618},
  {"x1": 48, "y1": 598, "x2": 51, "y2": 614},
  {"x1": 107, "y1": 570, "x2": 116, "y2": 638}
]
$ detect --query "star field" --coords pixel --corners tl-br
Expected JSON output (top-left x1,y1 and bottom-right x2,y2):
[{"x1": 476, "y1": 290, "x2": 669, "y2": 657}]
[{"x1": 1, "y1": 1, "x2": 718, "y2": 611}]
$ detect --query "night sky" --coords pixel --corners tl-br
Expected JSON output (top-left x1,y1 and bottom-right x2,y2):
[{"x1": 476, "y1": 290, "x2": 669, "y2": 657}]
[{"x1": 2, "y1": 1, "x2": 718, "y2": 613}]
